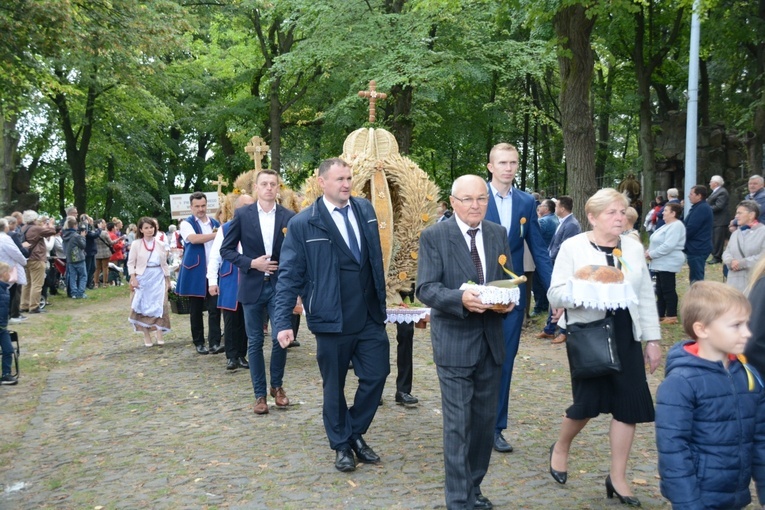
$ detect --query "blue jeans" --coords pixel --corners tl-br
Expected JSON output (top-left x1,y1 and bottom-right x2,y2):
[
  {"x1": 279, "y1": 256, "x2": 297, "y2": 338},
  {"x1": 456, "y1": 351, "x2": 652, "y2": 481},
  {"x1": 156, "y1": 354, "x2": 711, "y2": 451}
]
[
  {"x1": 1, "y1": 329, "x2": 12, "y2": 376},
  {"x1": 687, "y1": 254, "x2": 708, "y2": 284},
  {"x1": 243, "y1": 283, "x2": 286, "y2": 398},
  {"x1": 68, "y1": 261, "x2": 87, "y2": 298}
]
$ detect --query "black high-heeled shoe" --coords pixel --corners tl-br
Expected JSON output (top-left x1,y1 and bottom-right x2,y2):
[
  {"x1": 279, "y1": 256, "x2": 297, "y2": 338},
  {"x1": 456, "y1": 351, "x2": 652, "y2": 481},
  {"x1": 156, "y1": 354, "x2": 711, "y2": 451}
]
[
  {"x1": 605, "y1": 475, "x2": 641, "y2": 506},
  {"x1": 549, "y1": 443, "x2": 567, "y2": 484}
]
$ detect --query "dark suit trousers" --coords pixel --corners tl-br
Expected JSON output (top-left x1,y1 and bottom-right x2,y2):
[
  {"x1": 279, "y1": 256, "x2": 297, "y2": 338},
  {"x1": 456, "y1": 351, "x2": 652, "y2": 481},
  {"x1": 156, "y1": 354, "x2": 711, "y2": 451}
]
[
  {"x1": 223, "y1": 307, "x2": 247, "y2": 359},
  {"x1": 437, "y1": 339, "x2": 502, "y2": 510},
  {"x1": 396, "y1": 321, "x2": 414, "y2": 394},
  {"x1": 315, "y1": 317, "x2": 390, "y2": 450},
  {"x1": 495, "y1": 306, "x2": 524, "y2": 433},
  {"x1": 712, "y1": 225, "x2": 727, "y2": 260},
  {"x1": 188, "y1": 291, "x2": 221, "y2": 347}
]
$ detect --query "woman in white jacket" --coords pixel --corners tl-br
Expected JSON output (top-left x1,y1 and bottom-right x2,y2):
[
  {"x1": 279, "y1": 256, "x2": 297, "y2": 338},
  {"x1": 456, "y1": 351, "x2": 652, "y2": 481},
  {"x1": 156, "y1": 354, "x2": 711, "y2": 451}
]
[
  {"x1": 547, "y1": 189, "x2": 661, "y2": 506},
  {"x1": 645, "y1": 202, "x2": 686, "y2": 324},
  {"x1": 723, "y1": 200, "x2": 765, "y2": 293}
]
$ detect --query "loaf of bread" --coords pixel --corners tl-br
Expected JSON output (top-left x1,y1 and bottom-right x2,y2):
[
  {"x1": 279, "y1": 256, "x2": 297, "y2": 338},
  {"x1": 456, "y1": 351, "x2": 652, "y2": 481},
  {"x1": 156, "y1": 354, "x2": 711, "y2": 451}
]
[{"x1": 573, "y1": 265, "x2": 624, "y2": 284}]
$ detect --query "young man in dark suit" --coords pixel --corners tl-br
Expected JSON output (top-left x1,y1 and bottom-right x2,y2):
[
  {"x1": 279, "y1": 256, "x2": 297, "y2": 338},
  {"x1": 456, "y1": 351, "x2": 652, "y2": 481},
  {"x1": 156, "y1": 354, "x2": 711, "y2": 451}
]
[
  {"x1": 417, "y1": 174, "x2": 515, "y2": 510},
  {"x1": 537, "y1": 196, "x2": 581, "y2": 343},
  {"x1": 273, "y1": 158, "x2": 389, "y2": 473},
  {"x1": 220, "y1": 170, "x2": 295, "y2": 415},
  {"x1": 484, "y1": 142, "x2": 553, "y2": 454}
]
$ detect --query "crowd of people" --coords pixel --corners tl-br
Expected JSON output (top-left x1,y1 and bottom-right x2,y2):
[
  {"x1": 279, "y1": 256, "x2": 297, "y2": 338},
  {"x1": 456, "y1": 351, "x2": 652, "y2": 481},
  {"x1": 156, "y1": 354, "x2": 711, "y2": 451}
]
[
  {"x1": 3, "y1": 155, "x2": 765, "y2": 509},
  {"x1": 0, "y1": 207, "x2": 167, "y2": 385}
]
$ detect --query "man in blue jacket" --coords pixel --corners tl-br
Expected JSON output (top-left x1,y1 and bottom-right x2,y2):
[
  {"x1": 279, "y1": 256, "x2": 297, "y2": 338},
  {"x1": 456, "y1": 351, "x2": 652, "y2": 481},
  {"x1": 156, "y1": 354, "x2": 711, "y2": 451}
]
[
  {"x1": 273, "y1": 158, "x2": 389, "y2": 473},
  {"x1": 531, "y1": 199, "x2": 558, "y2": 315},
  {"x1": 484, "y1": 143, "x2": 553, "y2": 453},
  {"x1": 684, "y1": 185, "x2": 714, "y2": 283}
]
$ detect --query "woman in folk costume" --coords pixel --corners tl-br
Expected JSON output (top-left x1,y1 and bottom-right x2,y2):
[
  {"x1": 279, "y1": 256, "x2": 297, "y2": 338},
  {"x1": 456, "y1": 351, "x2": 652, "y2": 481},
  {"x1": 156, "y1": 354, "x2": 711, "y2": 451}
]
[{"x1": 128, "y1": 217, "x2": 171, "y2": 347}]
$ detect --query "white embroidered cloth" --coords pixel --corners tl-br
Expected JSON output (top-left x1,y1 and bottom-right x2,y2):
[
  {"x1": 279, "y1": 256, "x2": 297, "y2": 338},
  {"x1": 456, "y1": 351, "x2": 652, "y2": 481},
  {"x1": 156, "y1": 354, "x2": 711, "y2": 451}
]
[
  {"x1": 386, "y1": 308, "x2": 431, "y2": 324},
  {"x1": 565, "y1": 278, "x2": 638, "y2": 310},
  {"x1": 459, "y1": 284, "x2": 521, "y2": 306}
]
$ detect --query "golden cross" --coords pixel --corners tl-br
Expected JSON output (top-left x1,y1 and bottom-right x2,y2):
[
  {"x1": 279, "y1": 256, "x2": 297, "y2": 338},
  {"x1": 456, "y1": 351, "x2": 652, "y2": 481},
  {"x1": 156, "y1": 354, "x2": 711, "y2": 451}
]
[
  {"x1": 244, "y1": 136, "x2": 270, "y2": 172},
  {"x1": 358, "y1": 80, "x2": 388, "y2": 123},
  {"x1": 210, "y1": 174, "x2": 229, "y2": 195}
]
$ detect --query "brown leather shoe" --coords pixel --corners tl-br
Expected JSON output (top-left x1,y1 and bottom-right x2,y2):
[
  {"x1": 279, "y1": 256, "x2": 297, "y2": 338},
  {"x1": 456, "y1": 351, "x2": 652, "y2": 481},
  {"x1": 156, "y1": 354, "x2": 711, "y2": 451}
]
[
  {"x1": 270, "y1": 387, "x2": 290, "y2": 408},
  {"x1": 253, "y1": 396, "x2": 269, "y2": 415},
  {"x1": 551, "y1": 334, "x2": 567, "y2": 344},
  {"x1": 660, "y1": 316, "x2": 678, "y2": 325},
  {"x1": 536, "y1": 331, "x2": 555, "y2": 339}
]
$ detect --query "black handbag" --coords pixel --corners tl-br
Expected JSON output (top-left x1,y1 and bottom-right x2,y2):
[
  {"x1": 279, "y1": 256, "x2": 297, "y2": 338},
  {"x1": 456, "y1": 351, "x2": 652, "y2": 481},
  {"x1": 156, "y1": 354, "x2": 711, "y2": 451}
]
[{"x1": 564, "y1": 311, "x2": 622, "y2": 379}]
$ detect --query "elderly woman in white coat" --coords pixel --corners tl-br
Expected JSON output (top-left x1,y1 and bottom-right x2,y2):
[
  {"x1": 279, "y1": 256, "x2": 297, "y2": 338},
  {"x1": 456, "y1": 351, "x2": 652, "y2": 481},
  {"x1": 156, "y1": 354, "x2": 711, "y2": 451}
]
[
  {"x1": 547, "y1": 189, "x2": 661, "y2": 507},
  {"x1": 723, "y1": 200, "x2": 765, "y2": 293},
  {"x1": 0, "y1": 218, "x2": 27, "y2": 323},
  {"x1": 645, "y1": 202, "x2": 686, "y2": 324}
]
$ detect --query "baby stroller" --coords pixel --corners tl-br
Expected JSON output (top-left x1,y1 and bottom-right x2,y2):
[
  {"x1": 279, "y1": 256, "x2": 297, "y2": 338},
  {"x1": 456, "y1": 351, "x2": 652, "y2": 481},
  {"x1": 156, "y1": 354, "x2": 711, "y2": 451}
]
[{"x1": 108, "y1": 262, "x2": 123, "y2": 286}]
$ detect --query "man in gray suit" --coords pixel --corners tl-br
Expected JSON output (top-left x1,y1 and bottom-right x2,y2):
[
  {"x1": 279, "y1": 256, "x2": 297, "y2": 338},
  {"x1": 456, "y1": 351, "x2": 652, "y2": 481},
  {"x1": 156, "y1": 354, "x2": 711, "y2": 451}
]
[
  {"x1": 416, "y1": 175, "x2": 515, "y2": 510},
  {"x1": 707, "y1": 174, "x2": 729, "y2": 264}
]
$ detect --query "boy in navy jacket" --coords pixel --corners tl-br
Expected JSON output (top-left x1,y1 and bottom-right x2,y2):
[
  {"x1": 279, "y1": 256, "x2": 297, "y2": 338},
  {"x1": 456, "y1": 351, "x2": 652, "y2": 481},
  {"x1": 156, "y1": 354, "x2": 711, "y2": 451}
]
[{"x1": 656, "y1": 281, "x2": 765, "y2": 509}]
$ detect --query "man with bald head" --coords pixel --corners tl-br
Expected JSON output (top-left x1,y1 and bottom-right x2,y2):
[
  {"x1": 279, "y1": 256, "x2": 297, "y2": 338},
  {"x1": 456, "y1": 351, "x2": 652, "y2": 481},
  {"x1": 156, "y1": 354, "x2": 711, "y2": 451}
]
[
  {"x1": 417, "y1": 174, "x2": 515, "y2": 510},
  {"x1": 707, "y1": 175, "x2": 729, "y2": 264}
]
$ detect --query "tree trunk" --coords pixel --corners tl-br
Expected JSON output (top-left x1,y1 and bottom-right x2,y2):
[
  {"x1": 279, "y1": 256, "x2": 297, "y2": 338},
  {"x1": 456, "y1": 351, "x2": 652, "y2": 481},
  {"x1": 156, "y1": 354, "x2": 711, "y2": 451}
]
[
  {"x1": 554, "y1": 3, "x2": 597, "y2": 222},
  {"x1": 390, "y1": 83, "x2": 414, "y2": 155},
  {"x1": 520, "y1": 74, "x2": 531, "y2": 190},
  {"x1": 0, "y1": 108, "x2": 18, "y2": 213},
  {"x1": 270, "y1": 80, "x2": 281, "y2": 172},
  {"x1": 699, "y1": 59, "x2": 710, "y2": 128},
  {"x1": 748, "y1": 0, "x2": 765, "y2": 173},
  {"x1": 595, "y1": 63, "x2": 613, "y2": 184},
  {"x1": 50, "y1": 77, "x2": 98, "y2": 215},
  {"x1": 103, "y1": 155, "x2": 115, "y2": 219}
]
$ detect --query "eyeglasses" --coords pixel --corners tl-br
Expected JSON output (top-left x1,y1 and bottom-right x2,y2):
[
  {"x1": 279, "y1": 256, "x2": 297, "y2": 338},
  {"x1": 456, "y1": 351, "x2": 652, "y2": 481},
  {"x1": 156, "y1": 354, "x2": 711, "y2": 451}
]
[{"x1": 452, "y1": 195, "x2": 489, "y2": 206}]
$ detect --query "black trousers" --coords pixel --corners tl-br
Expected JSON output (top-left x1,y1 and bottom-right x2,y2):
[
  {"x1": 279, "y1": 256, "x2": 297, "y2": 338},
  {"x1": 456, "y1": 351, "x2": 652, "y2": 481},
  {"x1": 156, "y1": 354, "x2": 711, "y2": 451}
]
[
  {"x1": 86, "y1": 254, "x2": 96, "y2": 288},
  {"x1": 223, "y1": 306, "x2": 247, "y2": 359},
  {"x1": 9, "y1": 284, "x2": 21, "y2": 319},
  {"x1": 711, "y1": 225, "x2": 727, "y2": 261},
  {"x1": 291, "y1": 313, "x2": 301, "y2": 339},
  {"x1": 315, "y1": 318, "x2": 389, "y2": 450},
  {"x1": 655, "y1": 270, "x2": 678, "y2": 318},
  {"x1": 188, "y1": 291, "x2": 221, "y2": 347},
  {"x1": 396, "y1": 321, "x2": 414, "y2": 394}
]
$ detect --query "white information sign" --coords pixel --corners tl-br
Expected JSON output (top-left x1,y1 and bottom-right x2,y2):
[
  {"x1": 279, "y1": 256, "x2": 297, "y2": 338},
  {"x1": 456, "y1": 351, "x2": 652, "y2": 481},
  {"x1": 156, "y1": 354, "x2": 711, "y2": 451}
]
[{"x1": 169, "y1": 192, "x2": 220, "y2": 221}]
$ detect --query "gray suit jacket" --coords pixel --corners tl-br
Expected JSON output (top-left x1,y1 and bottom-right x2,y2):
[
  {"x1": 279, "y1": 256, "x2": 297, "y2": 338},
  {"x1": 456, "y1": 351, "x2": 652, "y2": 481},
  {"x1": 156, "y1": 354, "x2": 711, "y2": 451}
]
[
  {"x1": 708, "y1": 186, "x2": 730, "y2": 227},
  {"x1": 416, "y1": 218, "x2": 511, "y2": 367}
]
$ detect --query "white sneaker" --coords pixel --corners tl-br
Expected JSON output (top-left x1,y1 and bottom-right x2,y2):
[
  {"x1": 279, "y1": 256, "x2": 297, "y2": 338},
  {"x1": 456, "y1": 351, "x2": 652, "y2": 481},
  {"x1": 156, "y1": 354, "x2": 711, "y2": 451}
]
[{"x1": 9, "y1": 317, "x2": 27, "y2": 324}]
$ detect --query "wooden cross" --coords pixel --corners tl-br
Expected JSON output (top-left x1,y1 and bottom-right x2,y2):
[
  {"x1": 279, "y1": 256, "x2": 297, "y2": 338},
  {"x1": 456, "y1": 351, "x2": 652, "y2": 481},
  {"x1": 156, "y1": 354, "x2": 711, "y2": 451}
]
[
  {"x1": 210, "y1": 174, "x2": 229, "y2": 195},
  {"x1": 245, "y1": 136, "x2": 270, "y2": 172},
  {"x1": 358, "y1": 80, "x2": 388, "y2": 123}
]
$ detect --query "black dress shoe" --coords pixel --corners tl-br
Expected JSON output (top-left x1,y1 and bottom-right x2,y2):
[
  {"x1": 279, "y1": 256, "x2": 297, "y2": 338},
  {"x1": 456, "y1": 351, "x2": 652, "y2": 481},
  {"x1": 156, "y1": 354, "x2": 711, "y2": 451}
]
[
  {"x1": 493, "y1": 432, "x2": 513, "y2": 453},
  {"x1": 238, "y1": 357, "x2": 249, "y2": 368},
  {"x1": 335, "y1": 447, "x2": 356, "y2": 472},
  {"x1": 209, "y1": 344, "x2": 225, "y2": 354},
  {"x1": 195, "y1": 345, "x2": 209, "y2": 355},
  {"x1": 288, "y1": 340, "x2": 300, "y2": 348},
  {"x1": 549, "y1": 443, "x2": 567, "y2": 484},
  {"x1": 351, "y1": 437, "x2": 381, "y2": 464},
  {"x1": 474, "y1": 492, "x2": 493, "y2": 509},
  {"x1": 395, "y1": 392, "x2": 419, "y2": 405},
  {"x1": 226, "y1": 358, "x2": 238, "y2": 370},
  {"x1": 606, "y1": 475, "x2": 641, "y2": 506}
]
